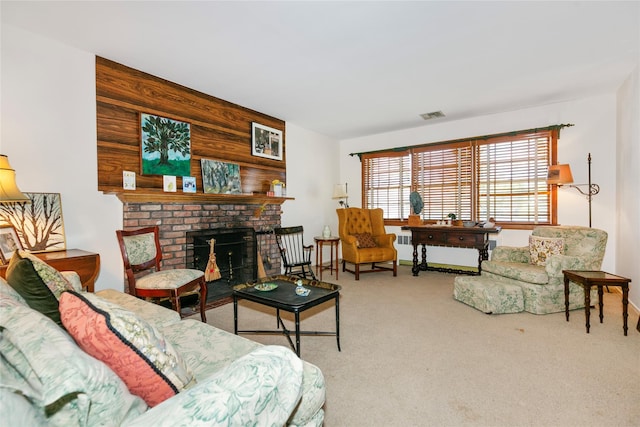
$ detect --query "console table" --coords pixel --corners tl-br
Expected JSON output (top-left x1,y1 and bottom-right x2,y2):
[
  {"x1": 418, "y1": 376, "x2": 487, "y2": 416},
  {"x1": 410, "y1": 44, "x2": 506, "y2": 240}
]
[
  {"x1": 0, "y1": 249, "x2": 100, "y2": 292},
  {"x1": 402, "y1": 225, "x2": 501, "y2": 276}
]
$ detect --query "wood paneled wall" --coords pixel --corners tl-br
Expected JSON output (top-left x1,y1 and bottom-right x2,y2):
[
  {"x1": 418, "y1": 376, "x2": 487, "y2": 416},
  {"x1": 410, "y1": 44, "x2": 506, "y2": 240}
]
[{"x1": 96, "y1": 57, "x2": 286, "y2": 196}]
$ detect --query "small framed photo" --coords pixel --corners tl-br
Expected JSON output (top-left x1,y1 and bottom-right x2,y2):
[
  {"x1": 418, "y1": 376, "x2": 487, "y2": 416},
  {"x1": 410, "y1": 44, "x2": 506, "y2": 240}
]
[
  {"x1": 0, "y1": 225, "x2": 23, "y2": 264},
  {"x1": 251, "y1": 122, "x2": 283, "y2": 161},
  {"x1": 183, "y1": 176, "x2": 196, "y2": 193}
]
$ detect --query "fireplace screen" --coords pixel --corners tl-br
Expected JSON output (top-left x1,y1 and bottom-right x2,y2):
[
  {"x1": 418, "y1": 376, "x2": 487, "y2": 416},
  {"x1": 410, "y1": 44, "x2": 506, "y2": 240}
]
[{"x1": 186, "y1": 227, "x2": 257, "y2": 303}]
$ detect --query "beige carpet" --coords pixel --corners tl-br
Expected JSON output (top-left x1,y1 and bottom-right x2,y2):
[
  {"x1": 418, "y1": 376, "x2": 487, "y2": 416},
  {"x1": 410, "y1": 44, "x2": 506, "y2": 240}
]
[{"x1": 199, "y1": 266, "x2": 640, "y2": 426}]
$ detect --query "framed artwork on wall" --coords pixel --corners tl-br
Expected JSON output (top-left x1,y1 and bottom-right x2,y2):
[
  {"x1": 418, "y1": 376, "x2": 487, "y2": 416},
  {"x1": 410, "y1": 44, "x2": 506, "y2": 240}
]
[
  {"x1": 0, "y1": 225, "x2": 23, "y2": 264},
  {"x1": 140, "y1": 113, "x2": 191, "y2": 176},
  {"x1": 251, "y1": 122, "x2": 283, "y2": 161},
  {"x1": 0, "y1": 192, "x2": 67, "y2": 253},
  {"x1": 200, "y1": 159, "x2": 242, "y2": 194}
]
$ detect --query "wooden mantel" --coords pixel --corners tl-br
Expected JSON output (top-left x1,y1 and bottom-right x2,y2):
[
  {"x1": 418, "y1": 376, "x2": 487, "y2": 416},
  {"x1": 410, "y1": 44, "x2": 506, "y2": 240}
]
[{"x1": 104, "y1": 188, "x2": 292, "y2": 205}]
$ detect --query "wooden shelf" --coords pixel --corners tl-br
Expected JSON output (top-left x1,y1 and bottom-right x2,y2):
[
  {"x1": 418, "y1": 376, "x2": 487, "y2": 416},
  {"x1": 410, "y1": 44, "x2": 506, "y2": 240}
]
[{"x1": 102, "y1": 188, "x2": 293, "y2": 205}]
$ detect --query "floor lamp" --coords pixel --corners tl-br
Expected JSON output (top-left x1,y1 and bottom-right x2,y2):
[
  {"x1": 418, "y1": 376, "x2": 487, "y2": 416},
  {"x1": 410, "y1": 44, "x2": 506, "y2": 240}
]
[{"x1": 547, "y1": 153, "x2": 600, "y2": 227}]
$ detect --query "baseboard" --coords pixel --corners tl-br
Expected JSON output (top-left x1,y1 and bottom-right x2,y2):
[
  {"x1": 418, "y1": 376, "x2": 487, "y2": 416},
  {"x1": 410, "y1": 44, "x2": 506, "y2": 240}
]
[{"x1": 398, "y1": 259, "x2": 478, "y2": 273}]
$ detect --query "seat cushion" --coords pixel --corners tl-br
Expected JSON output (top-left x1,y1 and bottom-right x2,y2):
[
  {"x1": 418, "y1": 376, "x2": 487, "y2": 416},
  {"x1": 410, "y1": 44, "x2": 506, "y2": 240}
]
[
  {"x1": 135, "y1": 269, "x2": 204, "y2": 290},
  {"x1": 59, "y1": 291, "x2": 196, "y2": 407},
  {"x1": 482, "y1": 260, "x2": 549, "y2": 285}
]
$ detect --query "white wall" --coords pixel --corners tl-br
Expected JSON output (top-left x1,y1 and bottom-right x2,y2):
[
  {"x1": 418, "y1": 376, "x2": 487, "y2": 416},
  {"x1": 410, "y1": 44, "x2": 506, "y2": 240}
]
[
  {"x1": 281, "y1": 123, "x2": 340, "y2": 251},
  {"x1": 1, "y1": 25, "x2": 124, "y2": 291},
  {"x1": 616, "y1": 65, "x2": 640, "y2": 310},
  {"x1": 339, "y1": 95, "x2": 620, "y2": 279}
]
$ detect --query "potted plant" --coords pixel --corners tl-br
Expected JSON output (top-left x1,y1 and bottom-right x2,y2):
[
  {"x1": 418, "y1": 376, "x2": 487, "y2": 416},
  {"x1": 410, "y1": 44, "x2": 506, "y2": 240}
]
[{"x1": 448, "y1": 213, "x2": 463, "y2": 226}]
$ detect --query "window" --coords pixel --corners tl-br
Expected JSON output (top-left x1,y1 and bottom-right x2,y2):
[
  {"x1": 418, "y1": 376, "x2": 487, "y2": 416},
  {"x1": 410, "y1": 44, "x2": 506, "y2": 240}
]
[{"x1": 360, "y1": 127, "x2": 561, "y2": 227}]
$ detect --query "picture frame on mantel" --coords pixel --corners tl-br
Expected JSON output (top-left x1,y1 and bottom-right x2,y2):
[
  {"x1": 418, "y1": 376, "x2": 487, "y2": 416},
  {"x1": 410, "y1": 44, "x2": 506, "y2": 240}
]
[{"x1": 251, "y1": 122, "x2": 283, "y2": 161}]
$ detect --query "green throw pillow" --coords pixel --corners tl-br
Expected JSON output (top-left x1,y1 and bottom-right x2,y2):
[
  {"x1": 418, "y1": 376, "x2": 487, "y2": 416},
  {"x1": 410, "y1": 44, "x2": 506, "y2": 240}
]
[{"x1": 5, "y1": 251, "x2": 65, "y2": 327}]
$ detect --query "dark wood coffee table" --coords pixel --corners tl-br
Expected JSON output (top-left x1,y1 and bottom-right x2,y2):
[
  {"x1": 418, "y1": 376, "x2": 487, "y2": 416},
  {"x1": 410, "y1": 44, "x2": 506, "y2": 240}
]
[{"x1": 233, "y1": 275, "x2": 341, "y2": 357}]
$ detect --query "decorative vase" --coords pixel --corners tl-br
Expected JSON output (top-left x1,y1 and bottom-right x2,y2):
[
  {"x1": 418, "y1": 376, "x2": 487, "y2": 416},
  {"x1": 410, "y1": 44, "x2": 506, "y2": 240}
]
[{"x1": 323, "y1": 225, "x2": 331, "y2": 238}]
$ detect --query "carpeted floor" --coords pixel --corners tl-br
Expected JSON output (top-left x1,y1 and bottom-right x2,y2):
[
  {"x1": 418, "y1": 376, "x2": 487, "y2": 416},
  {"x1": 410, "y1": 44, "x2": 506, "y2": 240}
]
[{"x1": 198, "y1": 265, "x2": 640, "y2": 426}]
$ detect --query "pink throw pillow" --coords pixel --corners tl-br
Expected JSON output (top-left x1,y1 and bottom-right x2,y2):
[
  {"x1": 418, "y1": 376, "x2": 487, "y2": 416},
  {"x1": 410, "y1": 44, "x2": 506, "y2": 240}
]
[{"x1": 59, "y1": 291, "x2": 195, "y2": 407}]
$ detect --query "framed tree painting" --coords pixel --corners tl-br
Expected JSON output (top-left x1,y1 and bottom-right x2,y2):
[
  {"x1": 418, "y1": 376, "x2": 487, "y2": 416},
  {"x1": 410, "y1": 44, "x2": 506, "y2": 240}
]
[
  {"x1": 201, "y1": 159, "x2": 242, "y2": 194},
  {"x1": 141, "y1": 113, "x2": 191, "y2": 176},
  {"x1": 0, "y1": 192, "x2": 66, "y2": 253},
  {"x1": 251, "y1": 122, "x2": 283, "y2": 161}
]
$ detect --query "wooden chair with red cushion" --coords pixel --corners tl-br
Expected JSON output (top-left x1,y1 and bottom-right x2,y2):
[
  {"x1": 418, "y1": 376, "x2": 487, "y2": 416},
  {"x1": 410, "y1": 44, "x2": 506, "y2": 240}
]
[{"x1": 116, "y1": 226, "x2": 207, "y2": 322}]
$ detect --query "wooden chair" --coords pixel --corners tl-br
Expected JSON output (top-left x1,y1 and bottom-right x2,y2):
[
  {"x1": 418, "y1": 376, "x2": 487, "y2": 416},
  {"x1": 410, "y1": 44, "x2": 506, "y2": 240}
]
[
  {"x1": 273, "y1": 226, "x2": 316, "y2": 280},
  {"x1": 116, "y1": 226, "x2": 207, "y2": 322},
  {"x1": 336, "y1": 208, "x2": 397, "y2": 280}
]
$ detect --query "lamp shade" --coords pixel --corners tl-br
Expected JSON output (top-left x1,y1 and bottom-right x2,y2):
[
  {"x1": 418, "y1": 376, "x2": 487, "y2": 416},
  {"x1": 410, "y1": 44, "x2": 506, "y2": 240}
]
[
  {"x1": 332, "y1": 184, "x2": 348, "y2": 199},
  {"x1": 0, "y1": 155, "x2": 29, "y2": 202},
  {"x1": 547, "y1": 164, "x2": 574, "y2": 185}
]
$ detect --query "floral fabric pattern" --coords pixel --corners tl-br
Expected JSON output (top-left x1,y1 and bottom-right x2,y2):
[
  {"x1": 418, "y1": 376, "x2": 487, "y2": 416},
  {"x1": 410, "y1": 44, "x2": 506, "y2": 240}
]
[
  {"x1": 19, "y1": 250, "x2": 73, "y2": 298},
  {"x1": 160, "y1": 318, "x2": 326, "y2": 427},
  {"x1": 0, "y1": 303, "x2": 147, "y2": 426},
  {"x1": 528, "y1": 236, "x2": 564, "y2": 266},
  {"x1": 457, "y1": 226, "x2": 607, "y2": 315},
  {"x1": 124, "y1": 346, "x2": 304, "y2": 427},
  {"x1": 122, "y1": 232, "x2": 158, "y2": 266}
]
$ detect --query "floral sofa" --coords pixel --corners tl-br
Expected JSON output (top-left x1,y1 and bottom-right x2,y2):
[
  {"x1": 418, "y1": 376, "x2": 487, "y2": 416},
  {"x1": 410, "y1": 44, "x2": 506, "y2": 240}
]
[
  {"x1": 454, "y1": 226, "x2": 608, "y2": 314},
  {"x1": 0, "y1": 250, "x2": 326, "y2": 426}
]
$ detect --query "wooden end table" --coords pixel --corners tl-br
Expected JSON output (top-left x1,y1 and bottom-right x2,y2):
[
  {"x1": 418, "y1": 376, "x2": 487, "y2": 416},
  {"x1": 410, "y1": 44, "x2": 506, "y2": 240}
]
[
  {"x1": 314, "y1": 236, "x2": 340, "y2": 281},
  {"x1": 563, "y1": 270, "x2": 632, "y2": 336}
]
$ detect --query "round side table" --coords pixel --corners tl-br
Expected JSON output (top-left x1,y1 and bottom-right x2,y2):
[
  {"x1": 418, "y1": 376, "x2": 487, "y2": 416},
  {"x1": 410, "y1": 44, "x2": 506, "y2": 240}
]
[{"x1": 314, "y1": 236, "x2": 340, "y2": 281}]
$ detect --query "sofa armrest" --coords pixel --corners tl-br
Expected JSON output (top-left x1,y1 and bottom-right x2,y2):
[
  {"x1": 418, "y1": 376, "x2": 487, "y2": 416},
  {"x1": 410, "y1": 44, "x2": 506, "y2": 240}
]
[
  {"x1": 123, "y1": 346, "x2": 303, "y2": 427},
  {"x1": 490, "y1": 246, "x2": 529, "y2": 263},
  {"x1": 545, "y1": 254, "x2": 600, "y2": 279}
]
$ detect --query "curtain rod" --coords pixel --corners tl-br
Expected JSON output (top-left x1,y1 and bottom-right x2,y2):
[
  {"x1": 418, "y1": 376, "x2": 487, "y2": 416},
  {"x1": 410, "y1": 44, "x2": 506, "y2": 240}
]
[{"x1": 349, "y1": 123, "x2": 574, "y2": 159}]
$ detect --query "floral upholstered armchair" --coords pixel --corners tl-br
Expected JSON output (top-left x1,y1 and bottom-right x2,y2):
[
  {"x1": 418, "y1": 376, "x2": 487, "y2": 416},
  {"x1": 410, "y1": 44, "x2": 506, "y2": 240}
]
[
  {"x1": 336, "y1": 208, "x2": 397, "y2": 280},
  {"x1": 480, "y1": 225, "x2": 608, "y2": 314}
]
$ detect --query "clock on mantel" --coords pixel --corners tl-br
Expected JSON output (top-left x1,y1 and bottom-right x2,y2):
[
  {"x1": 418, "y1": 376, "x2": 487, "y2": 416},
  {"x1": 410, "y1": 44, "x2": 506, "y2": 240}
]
[{"x1": 103, "y1": 188, "x2": 293, "y2": 205}]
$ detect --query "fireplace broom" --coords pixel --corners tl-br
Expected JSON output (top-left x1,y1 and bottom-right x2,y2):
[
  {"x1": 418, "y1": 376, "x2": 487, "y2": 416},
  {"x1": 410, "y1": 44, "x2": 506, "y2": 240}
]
[{"x1": 204, "y1": 238, "x2": 221, "y2": 281}]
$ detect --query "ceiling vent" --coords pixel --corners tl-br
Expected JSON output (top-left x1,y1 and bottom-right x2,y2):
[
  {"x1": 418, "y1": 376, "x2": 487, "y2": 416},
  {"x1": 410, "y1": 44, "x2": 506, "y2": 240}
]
[{"x1": 420, "y1": 111, "x2": 445, "y2": 120}]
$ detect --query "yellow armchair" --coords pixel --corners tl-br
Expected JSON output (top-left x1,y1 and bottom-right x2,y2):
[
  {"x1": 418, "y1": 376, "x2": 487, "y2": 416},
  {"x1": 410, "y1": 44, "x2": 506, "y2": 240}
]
[{"x1": 336, "y1": 208, "x2": 397, "y2": 280}]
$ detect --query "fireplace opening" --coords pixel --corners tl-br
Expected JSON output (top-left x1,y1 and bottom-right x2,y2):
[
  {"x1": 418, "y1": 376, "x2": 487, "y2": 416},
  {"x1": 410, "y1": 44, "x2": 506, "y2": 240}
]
[{"x1": 186, "y1": 227, "x2": 257, "y2": 306}]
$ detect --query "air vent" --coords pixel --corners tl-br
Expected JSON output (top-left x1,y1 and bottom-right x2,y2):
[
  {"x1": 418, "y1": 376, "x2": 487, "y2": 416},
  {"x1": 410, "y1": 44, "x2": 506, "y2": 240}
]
[{"x1": 420, "y1": 111, "x2": 445, "y2": 120}]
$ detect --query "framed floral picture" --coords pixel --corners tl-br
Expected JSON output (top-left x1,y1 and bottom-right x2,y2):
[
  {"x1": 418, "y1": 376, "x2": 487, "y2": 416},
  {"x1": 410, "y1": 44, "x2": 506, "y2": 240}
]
[
  {"x1": 0, "y1": 224, "x2": 22, "y2": 264},
  {"x1": 251, "y1": 122, "x2": 283, "y2": 161}
]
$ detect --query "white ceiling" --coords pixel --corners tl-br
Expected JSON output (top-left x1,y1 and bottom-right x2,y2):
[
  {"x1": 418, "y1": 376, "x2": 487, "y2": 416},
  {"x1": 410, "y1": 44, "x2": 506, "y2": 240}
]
[{"x1": 2, "y1": 1, "x2": 639, "y2": 140}]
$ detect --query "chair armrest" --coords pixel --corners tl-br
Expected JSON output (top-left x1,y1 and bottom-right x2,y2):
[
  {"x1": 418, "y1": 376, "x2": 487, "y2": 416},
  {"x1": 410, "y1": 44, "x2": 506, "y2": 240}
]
[
  {"x1": 124, "y1": 346, "x2": 303, "y2": 427},
  {"x1": 490, "y1": 246, "x2": 530, "y2": 263},
  {"x1": 374, "y1": 233, "x2": 396, "y2": 248}
]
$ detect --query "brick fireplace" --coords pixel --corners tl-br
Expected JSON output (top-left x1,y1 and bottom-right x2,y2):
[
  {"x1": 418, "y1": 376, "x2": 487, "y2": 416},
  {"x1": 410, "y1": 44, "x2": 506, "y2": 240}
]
[{"x1": 121, "y1": 201, "x2": 283, "y2": 302}]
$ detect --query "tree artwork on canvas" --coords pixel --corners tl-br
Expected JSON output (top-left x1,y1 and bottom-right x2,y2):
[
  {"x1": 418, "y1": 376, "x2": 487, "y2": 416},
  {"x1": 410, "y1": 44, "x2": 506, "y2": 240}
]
[
  {"x1": 0, "y1": 192, "x2": 66, "y2": 252},
  {"x1": 141, "y1": 113, "x2": 191, "y2": 176}
]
